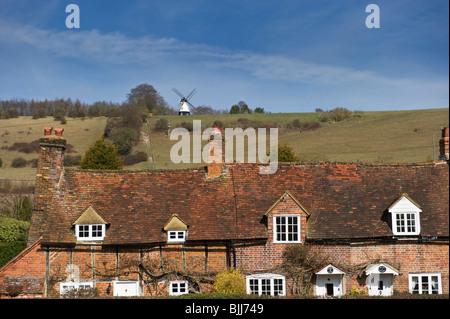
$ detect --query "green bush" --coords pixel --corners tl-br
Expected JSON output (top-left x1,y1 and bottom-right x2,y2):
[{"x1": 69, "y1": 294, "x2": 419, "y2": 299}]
[
  {"x1": 0, "y1": 241, "x2": 27, "y2": 268},
  {"x1": 212, "y1": 268, "x2": 246, "y2": 295},
  {"x1": 79, "y1": 138, "x2": 123, "y2": 170},
  {"x1": 154, "y1": 118, "x2": 169, "y2": 132},
  {"x1": 278, "y1": 143, "x2": 300, "y2": 162},
  {"x1": 318, "y1": 107, "x2": 352, "y2": 123},
  {"x1": 108, "y1": 127, "x2": 138, "y2": 155},
  {"x1": 0, "y1": 217, "x2": 30, "y2": 242}
]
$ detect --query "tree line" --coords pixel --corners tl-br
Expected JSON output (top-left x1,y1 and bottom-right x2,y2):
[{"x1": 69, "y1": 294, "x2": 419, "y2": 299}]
[{"x1": 0, "y1": 84, "x2": 179, "y2": 121}]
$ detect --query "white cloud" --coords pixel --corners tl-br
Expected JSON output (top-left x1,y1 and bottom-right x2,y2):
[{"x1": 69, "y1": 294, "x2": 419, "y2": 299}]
[{"x1": 0, "y1": 19, "x2": 448, "y2": 110}]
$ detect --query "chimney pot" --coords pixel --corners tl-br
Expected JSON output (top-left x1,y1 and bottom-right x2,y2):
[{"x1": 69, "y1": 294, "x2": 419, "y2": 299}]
[
  {"x1": 44, "y1": 127, "x2": 53, "y2": 136},
  {"x1": 54, "y1": 128, "x2": 64, "y2": 137}
]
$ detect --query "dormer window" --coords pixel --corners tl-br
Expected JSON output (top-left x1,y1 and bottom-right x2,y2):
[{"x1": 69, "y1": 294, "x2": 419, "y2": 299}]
[
  {"x1": 167, "y1": 230, "x2": 187, "y2": 243},
  {"x1": 392, "y1": 212, "x2": 419, "y2": 235},
  {"x1": 72, "y1": 206, "x2": 108, "y2": 242},
  {"x1": 75, "y1": 224, "x2": 106, "y2": 241},
  {"x1": 163, "y1": 214, "x2": 189, "y2": 243},
  {"x1": 388, "y1": 194, "x2": 421, "y2": 236}
]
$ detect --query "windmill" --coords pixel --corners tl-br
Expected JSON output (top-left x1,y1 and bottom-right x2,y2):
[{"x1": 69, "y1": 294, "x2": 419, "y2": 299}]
[{"x1": 172, "y1": 88, "x2": 197, "y2": 116}]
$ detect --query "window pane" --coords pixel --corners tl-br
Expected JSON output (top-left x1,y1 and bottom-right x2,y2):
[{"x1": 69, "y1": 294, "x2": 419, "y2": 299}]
[
  {"x1": 79, "y1": 225, "x2": 89, "y2": 237},
  {"x1": 406, "y1": 214, "x2": 416, "y2": 233},
  {"x1": 411, "y1": 276, "x2": 419, "y2": 294},
  {"x1": 431, "y1": 276, "x2": 439, "y2": 294},
  {"x1": 273, "y1": 279, "x2": 283, "y2": 296},
  {"x1": 92, "y1": 225, "x2": 102, "y2": 237},
  {"x1": 396, "y1": 214, "x2": 405, "y2": 233},
  {"x1": 261, "y1": 279, "x2": 271, "y2": 295},
  {"x1": 249, "y1": 279, "x2": 259, "y2": 295},
  {"x1": 422, "y1": 276, "x2": 429, "y2": 294}
]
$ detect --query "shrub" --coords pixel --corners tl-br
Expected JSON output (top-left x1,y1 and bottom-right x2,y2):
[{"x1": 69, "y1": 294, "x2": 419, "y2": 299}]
[
  {"x1": 278, "y1": 143, "x2": 300, "y2": 162},
  {"x1": 180, "y1": 121, "x2": 193, "y2": 132},
  {"x1": 11, "y1": 157, "x2": 28, "y2": 168},
  {"x1": 292, "y1": 119, "x2": 321, "y2": 131},
  {"x1": 79, "y1": 138, "x2": 123, "y2": 170},
  {"x1": 60, "y1": 287, "x2": 99, "y2": 299},
  {"x1": 122, "y1": 152, "x2": 148, "y2": 166},
  {"x1": 0, "y1": 241, "x2": 27, "y2": 268},
  {"x1": 7, "y1": 140, "x2": 40, "y2": 153},
  {"x1": 350, "y1": 287, "x2": 368, "y2": 295},
  {"x1": 108, "y1": 127, "x2": 138, "y2": 155},
  {"x1": 318, "y1": 107, "x2": 352, "y2": 123},
  {"x1": 212, "y1": 268, "x2": 246, "y2": 295},
  {"x1": 64, "y1": 155, "x2": 82, "y2": 167},
  {"x1": 0, "y1": 217, "x2": 30, "y2": 242},
  {"x1": 154, "y1": 118, "x2": 169, "y2": 132}
]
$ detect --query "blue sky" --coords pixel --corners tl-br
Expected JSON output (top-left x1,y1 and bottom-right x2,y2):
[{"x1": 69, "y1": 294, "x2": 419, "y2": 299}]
[{"x1": 0, "y1": 0, "x2": 448, "y2": 112}]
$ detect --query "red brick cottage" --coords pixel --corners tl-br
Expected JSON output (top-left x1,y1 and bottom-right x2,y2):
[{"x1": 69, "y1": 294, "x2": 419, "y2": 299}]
[{"x1": 0, "y1": 127, "x2": 448, "y2": 298}]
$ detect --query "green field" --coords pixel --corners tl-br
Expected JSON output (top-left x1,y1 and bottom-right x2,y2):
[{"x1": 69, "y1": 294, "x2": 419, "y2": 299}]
[
  {"x1": 0, "y1": 116, "x2": 107, "y2": 181},
  {"x1": 0, "y1": 108, "x2": 448, "y2": 181},
  {"x1": 138, "y1": 108, "x2": 449, "y2": 170}
]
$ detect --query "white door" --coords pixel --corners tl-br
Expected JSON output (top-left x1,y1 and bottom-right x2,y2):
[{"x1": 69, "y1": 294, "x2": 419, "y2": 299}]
[{"x1": 113, "y1": 281, "x2": 140, "y2": 297}]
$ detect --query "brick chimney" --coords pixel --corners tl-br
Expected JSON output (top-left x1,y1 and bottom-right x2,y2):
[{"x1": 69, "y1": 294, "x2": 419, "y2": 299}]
[
  {"x1": 206, "y1": 126, "x2": 224, "y2": 179},
  {"x1": 439, "y1": 127, "x2": 449, "y2": 161},
  {"x1": 28, "y1": 127, "x2": 66, "y2": 245}
]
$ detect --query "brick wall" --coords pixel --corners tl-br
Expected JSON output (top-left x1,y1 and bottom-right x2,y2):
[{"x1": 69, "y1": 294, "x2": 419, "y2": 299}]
[
  {"x1": 1, "y1": 241, "x2": 230, "y2": 297},
  {"x1": 0, "y1": 240, "x2": 46, "y2": 298},
  {"x1": 235, "y1": 239, "x2": 449, "y2": 295}
]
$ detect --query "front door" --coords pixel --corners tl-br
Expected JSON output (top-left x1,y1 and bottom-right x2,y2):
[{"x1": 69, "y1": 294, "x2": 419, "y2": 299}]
[{"x1": 326, "y1": 283, "x2": 334, "y2": 296}]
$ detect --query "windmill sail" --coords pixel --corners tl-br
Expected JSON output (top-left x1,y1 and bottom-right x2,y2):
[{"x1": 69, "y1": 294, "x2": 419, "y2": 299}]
[{"x1": 173, "y1": 87, "x2": 197, "y2": 116}]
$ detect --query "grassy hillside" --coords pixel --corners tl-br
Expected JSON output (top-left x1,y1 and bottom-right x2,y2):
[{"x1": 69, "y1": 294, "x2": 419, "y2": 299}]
[
  {"x1": 0, "y1": 116, "x2": 107, "y2": 181},
  {"x1": 135, "y1": 108, "x2": 449, "y2": 170},
  {"x1": 0, "y1": 108, "x2": 448, "y2": 181}
]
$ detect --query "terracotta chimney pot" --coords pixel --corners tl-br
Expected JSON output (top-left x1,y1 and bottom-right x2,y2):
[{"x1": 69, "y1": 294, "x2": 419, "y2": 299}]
[
  {"x1": 43, "y1": 127, "x2": 53, "y2": 136},
  {"x1": 54, "y1": 128, "x2": 64, "y2": 137}
]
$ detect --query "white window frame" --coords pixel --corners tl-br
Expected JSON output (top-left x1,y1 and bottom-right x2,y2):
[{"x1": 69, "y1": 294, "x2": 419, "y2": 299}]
[
  {"x1": 169, "y1": 280, "x2": 189, "y2": 296},
  {"x1": 409, "y1": 273, "x2": 442, "y2": 295},
  {"x1": 75, "y1": 224, "x2": 106, "y2": 241},
  {"x1": 60, "y1": 282, "x2": 94, "y2": 296},
  {"x1": 273, "y1": 215, "x2": 301, "y2": 243},
  {"x1": 167, "y1": 230, "x2": 187, "y2": 243},
  {"x1": 388, "y1": 196, "x2": 421, "y2": 236},
  {"x1": 246, "y1": 274, "x2": 286, "y2": 296},
  {"x1": 392, "y1": 212, "x2": 420, "y2": 235}
]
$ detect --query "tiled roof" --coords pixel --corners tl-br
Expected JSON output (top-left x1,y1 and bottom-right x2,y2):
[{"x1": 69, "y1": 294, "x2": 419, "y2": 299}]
[{"x1": 41, "y1": 162, "x2": 449, "y2": 245}]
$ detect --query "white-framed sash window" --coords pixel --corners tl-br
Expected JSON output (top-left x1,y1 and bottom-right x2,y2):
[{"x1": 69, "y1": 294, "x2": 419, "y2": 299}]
[
  {"x1": 75, "y1": 224, "x2": 106, "y2": 241},
  {"x1": 246, "y1": 273, "x2": 286, "y2": 296},
  {"x1": 273, "y1": 215, "x2": 301, "y2": 243},
  {"x1": 170, "y1": 280, "x2": 189, "y2": 296},
  {"x1": 409, "y1": 273, "x2": 442, "y2": 294},
  {"x1": 167, "y1": 230, "x2": 187, "y2": 242}
]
